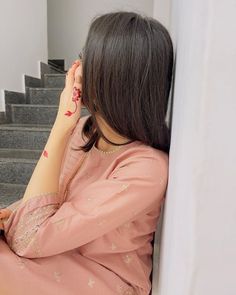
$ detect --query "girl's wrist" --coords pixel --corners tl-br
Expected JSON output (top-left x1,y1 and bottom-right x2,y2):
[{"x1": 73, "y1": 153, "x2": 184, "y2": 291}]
[{"x1": 50, "y1": 120, "x2": 74, "y2": 139}]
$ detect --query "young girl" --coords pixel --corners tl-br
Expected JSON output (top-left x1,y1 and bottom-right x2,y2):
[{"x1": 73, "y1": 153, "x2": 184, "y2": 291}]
[{"x1": 0, "y1": 11, "x2": 173, "y2": 295}]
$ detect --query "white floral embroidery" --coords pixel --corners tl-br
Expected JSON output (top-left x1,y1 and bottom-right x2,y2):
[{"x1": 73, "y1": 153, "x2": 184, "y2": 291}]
[
  {"x1": 88, "y1": 278, "x2": 95, "y2": 288},
  {"x1": 131, "y1": 210, "x2": 138, "y2": 216},
  {"x1": 54, "y1": 219, "x2": 65, "y2": 230},
  {"x1": 116, "y1": 284, "x2": 124, "y2": 294},
  {"x1": 8, "y1": 203, "x2": 58, "y2": 255},
  {"x1": 121, "y1": 184, "x2": 129, "y2": 190},
  {"x1": 54, "y1": 271, "x2": 62, "y2": 282},
  {"x1": 123, "y1": 254, "x2": 132, "y2": 264},
  {"x1": 97, "y1": 219, "x2": 106, "y2": 226},
  {"x1": 159, "y1": 176, "x2": 165, "y2": 185},
  {"x1": 111, "y1": 242, "x2": 117, "y2": 250},
  {"x1": 124, "y1": 289, "x2": 136, "y2": 295},
  {"x1": 116, "y1": 284, "x2": 135, "y2": 295},
  {"x1": 123, "y1": 222, "x2": 131, "y2": 228}
]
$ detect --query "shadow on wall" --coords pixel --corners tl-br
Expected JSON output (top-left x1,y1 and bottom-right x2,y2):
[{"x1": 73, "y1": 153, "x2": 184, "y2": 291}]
[{"x1": 150, "y1": 49, "x2": 176, "y2": 294}]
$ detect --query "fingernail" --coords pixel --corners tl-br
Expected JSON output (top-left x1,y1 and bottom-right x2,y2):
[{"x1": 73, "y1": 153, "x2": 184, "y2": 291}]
[{"x1": 73, "y1": 59, "x2": 80, "y2": 65}]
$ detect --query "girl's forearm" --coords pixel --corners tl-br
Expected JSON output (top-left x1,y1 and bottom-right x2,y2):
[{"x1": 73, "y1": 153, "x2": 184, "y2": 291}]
[
  {"x1": 21, "y1": 123, "x2": 72, "y2": 204},
  {"x1": 15, "y1": 60, "x2": 82, "y2": 206}
]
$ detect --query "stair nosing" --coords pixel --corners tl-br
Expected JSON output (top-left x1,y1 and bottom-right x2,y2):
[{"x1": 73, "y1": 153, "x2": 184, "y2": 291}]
[
  {"x1": 0, "y1": 125, "x2": 52, "y2": 131},
  {"x1": 10, "y1": 104, "x2": 59, "y2": 108},
  {"x1": 0, "y1": 157, "x2": 37, "y2": 163},
  {"x1": 0, "y1": 182, "x2": 27, "y2": 188},
  {"x1": 0, "y1": 148, "x2": 42, "y2": 152},
  {"x1": 43, "y1": 74, "x2": 66, "y2": 77},
  {"x1": 27, "y1": 87, "x2": 64, "y2": 90}
]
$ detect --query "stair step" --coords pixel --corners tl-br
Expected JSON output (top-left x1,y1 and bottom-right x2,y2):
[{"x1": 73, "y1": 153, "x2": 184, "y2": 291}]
[
  {"x1": 0, "y1": 123, "x2": 53, "y2": 128},
  {"x1": 0, "y1": 124, "x2": 51, "y2": 149},
  {"x1": 26, "y1": 88, "x2": 62, "y2": 105},
  {"x1": 0, "y1": 62, "x2": 69, "y2": 205},
  {"x1": 43, "y1": 74, "x2": 66, "y2": 88},
  {"x1": 0, "y1": 158, "x2": 37, "y2": 185},
  {"x1": 0, "y1": 183, "x2": 26, "y2": 208},
  {"x1": 10, "y1": 104, "x2": 58, "y2": 124},
  {"x1": 9, "y1": 104, "x2": 89, "y2": 125},
  {"x1": 0, "y1": 147, "x2": 41, "y2": 185},
  {"x1": 0, "y1": 148, "x2": 42, "y2": 160}
]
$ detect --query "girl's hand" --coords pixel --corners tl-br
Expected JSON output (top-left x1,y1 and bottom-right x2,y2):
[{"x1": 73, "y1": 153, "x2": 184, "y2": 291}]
[
  {"x1": 0, "y1": 208, "x2": 13, "y2": 230},
  {"x1": 52, "y1": 60, "x2": 83, "y2": 134}
]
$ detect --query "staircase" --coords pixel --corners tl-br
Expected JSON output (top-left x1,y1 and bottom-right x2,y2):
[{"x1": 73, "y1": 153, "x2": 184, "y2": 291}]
[{"x1": 0, "y1": 62, "x2": 89, "y2": 208}]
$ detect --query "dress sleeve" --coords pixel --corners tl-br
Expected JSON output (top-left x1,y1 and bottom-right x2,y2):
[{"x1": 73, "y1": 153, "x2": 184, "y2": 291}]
[
  {"x1": 4, "y1": 150, "x2": 168, "y2": 258},
  {"x1": 3, "y1": 192, "x2": 60, "y2": 256}
]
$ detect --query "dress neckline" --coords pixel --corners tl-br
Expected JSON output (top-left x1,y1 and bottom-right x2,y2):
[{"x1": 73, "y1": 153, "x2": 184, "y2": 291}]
[{"x1": 91, "y1": 139, "x2": 140, "y2": 156}]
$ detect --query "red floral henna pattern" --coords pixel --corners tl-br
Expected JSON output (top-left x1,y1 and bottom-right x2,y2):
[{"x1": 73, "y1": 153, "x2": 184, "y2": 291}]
[
  {"x1": 72, "y1": 87, "x2": 81, "y2": 101},
  {"x1": 43, "y1": 150, "x2": 48, "y2": 158},
  {"x1": 64, "y1": 86, "x2": 81, "y2": 117},
  {"x1": 64, "y1": 110, "x2": 73, "y2": 116}
]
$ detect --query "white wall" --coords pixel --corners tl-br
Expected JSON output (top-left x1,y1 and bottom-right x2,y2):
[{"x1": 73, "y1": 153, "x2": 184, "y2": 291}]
[
  {"x1": 0, "y1": 0, "x2": 48, "y2": 111},
  {"x1": 153, "y1": 0, "x2": 171, "y2": 30},
  {"x1": 47, "y1": 0, "x2": 153, "y2": 70},
  {"x1": 153, "y1": 0, "x2": 236, "y2": 294}
]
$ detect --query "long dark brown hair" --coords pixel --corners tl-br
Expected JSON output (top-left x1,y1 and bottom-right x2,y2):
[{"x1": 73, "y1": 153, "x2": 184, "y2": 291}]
[{"x1": 73, "y1": 11, "x2": 173, "y2": 154}]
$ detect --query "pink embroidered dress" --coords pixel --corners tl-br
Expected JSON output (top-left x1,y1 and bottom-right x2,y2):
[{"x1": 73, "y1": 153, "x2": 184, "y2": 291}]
[{"x1": 0, "y1": 115, "x2": 168, "y2": 295}]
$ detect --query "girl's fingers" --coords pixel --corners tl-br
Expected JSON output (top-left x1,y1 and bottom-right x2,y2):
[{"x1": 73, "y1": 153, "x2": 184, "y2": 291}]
[
  {"x1": 75, "y1": 65, "x2": 82, "y2": 82},
  {"x1": 0, "y1": 208, "x2": 11, "y2": 218},
  {"x1": 0, "y1": 220, "x2": 6, "y2": 230},
  {"x1": 65, "y1": 61, "x2": 80, "y2": 86},
  {"x1": 73, "y1": 64, "x2": 83, "y2": 91},
  {"x1": 0, "y1": 210, "x2": 6, "y2": 218},
  {"x1": 0, "y1": 217, "x2": 6, "y2": 230}
]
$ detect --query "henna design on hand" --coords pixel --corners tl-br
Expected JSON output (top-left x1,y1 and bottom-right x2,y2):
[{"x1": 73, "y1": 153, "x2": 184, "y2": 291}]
[
  {"x1": 43, "y1": 150, "x2": 48, "y2": 158},
  {"x1": 64, "y1": 86, "x2": 81, "y2": 117}
]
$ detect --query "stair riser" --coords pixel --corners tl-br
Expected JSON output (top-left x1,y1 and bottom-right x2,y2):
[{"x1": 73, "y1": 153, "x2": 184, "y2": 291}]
[
  {"x1": 0, "y1": 162, "x2": 36, "y2": 185},
  {"x1": 40, "y1": 62, "x2": 65, "y2": 75},
  {"x1": 43, "y1": 75, "x2": 66, "y2": 88},
  {"x1": 0, "y1": 149, "x2": 41, "y2": 160},
  {"x1": 25, "y1": 75, "x2": 42, "y2": 88},
  {"x1": 27, "y1": 88, "x2": 62, "y2": 105},
  {"x1": 11, "y1": 105, "x2": 58, "y2": 125},
  {"x1": 11, "y1": 106, "x2": 89, "y2": 125},
  {"x1": 0, "y1": 129, "x2": 49, "y2": 149}
]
